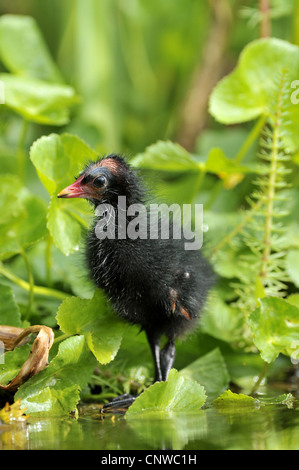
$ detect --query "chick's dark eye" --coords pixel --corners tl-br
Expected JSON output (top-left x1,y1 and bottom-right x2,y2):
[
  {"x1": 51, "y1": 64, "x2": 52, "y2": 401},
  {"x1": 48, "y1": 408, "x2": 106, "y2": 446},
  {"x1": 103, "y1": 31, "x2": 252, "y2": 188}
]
[{"x1": 93, "y1": 175, "x2": 107, "y2": 188}]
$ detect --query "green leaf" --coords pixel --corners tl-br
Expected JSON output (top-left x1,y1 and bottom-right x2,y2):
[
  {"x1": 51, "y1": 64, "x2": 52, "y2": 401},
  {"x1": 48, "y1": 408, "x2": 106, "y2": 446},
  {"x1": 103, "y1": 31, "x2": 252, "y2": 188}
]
[
  {"x1": 0, "y1": 176, "x2": 47, "y2": 259},
  {"x1": 213, "y1": 390, "x2": 294, "y2": 414},
  {"x1": 131, "y1": 140, "x2": 203, "y2": 204},
  {"x1": 248, "y1": 297, "x2": 299, "y2": 363},
  {"x1": 286, "y1": 250, "x2": 299, "y2": 287},
  {"x1": 0, "y1": 176, "x2": 25, "y2": 259},
  {"x1": 47, "y1": 197, "x2": 86, "y2": 256},
  {"x1": 205, "y1": 148, "x2": 252, "y2": 174},
  {"x1": 201, "y1": 295, "x2": 244, "y2": 344},
  {"x1": 56, "y1": 290, "x2": 125, "y2": 364},
  {"x1": 15, "y1": 335, "x2": 96, "y2": 416},
  {"x1": 0, "y1": 175, "x2": 25, "y2": 227},
  {"x1": 131, "y1": 140, "x2": 200, "y2": 172},
  {"x1": 0, "y1": 15, "x2": 63, "y2": 83},
  {"x1": 287, "y1": 294, "x2": 299, "y2": 309},
  {"x1": 209, "y1": 38, "x2": 299, "y2": 151},
  {"x1": 0, "y1": 284, "x2": 22, "y2": 327},
  {"x1": 0, "y1": 344, "x2": 31, "y2": 386},
  {"x1": 30, "y1": 133, "x2": 95, "y2": 255},
  {"x1": 16, "y1": 193, "x2": 47, "y2": 248},
  {"x1": 180, "y1": 348, "x2": 230, "y2": 402},
  {"x1": 0, "y1": 74, "x2": 79, "y2": 125},
  {"x1": 213, "y1": 390, "x2": 260, "y2": 412},
  {"x1": 126, "y1": 369, "x2": 206, "y2": 417},
  {"x1": 30, "y1": 133, "x2": 97, "y2": 195}
]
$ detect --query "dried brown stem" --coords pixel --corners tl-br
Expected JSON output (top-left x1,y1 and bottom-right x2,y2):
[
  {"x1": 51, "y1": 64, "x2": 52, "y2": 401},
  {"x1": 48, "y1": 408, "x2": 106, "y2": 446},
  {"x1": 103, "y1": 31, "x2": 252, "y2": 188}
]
[
  {"x1": 259, "y1": 0, "x2": 271, "y2": 38},
  {"x1": 177, "y1": 0, "x2": 232, "y2": 151},
  {"x1": 0, "y1": 325, "x2": 54, "y2": 392}
]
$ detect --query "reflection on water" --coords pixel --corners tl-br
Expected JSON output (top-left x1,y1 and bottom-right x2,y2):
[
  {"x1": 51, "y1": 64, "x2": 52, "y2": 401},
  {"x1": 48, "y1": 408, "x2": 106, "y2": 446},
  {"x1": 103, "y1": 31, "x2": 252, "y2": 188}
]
[{"x1": 1, "y1": 400, "x2": 298, "y2": 450}]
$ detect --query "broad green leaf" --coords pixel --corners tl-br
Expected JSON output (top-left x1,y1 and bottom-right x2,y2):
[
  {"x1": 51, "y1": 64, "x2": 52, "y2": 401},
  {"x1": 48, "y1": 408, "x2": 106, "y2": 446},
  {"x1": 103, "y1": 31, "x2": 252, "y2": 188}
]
[
  {"x1": 205, "y1": 148, "x2": 252, "y2": 174},
  {"x1": 131, "y1": 140, "x2": 203, "y2": 204},
  {"x1": 0, "y1": 175, "x2": 25, "y2": 228},
  {"x1": 131, "y1": 141, "x2": 256, "y2": 205},
  {"x1": 213, "y1": 390, "x2": 260, "y2": 412},
  {"x1": 204, "y1": 210, "x2": 244, "y2": 258},
  {"x1": 15, "y1": 193, "x2": 47, "y2": 248},
  {"x1": 126, "y1": 369, "x2": 206, "y2": 417},
  {"x1": 0, "y1": 15, "x2": 63, "y2": 83},
  {"x1": 255, "y1": 276, "x2": 266, "y2": 301},
  {"x1": 31, "y1": 134, "x2": 68, "y2": 195},
  {"x1": 0, "y1": 176, "x2": 26, "y2": 259},
  {"x1": 30, "y1": 133, "x2": 95, "y2": 255},
  {"x1": 19, "y1": 382, "x2": 80, "y2": 417},
  {"x1": 0, "y1": 198, "x2": 47, "y2": 259},
  {"x1": 0, "y1": 176, "x2": 47, "y2": 259},
  {"x1": 286, "y1": 250, "x2": 299, "y2": 287},
  {"x1": 30, "y1": 133, "x2": 97, "y2": 195},
  {"x1": 287, "y1": 294, "x2": 299, "y2": 309},
  {"x1": 0, "y1": 74, "x2": 79, "y2": 125},
  {"x1": 0, "y1": 284, "x2": 22, "y2": 327},
  {"x1": 56, "y1": 290, "x2": 125, "y2": 364},
  {"x1": 248, "y1": 297, "x2": 299, "y2": 363},
  {"x1": 196, "y1": 127, "x2": 258, "y2": 163},
  {"x1": 224, "y1": 352, "x2": 266, "y2": 391},
  {"x1": 201, "y1": 295, "x2": 244, "y2": 344},
  {"x1": 131, "y1": 140, "x2": 200, "y2": 172},
  {"x1": 180, "y1": 348, "x2": 230, "y2": 402},
  {"x1": 209, "y1": 38, "x2": 299, "y2": 151},
  {"x1": 15, "y1": 335, "x2": 96, "y2": 416},
  {"x1": 47, "y1": 197, "x2": 87, "y2": 256},
  {"x1": 0, "y1": 344, "x2": 31, "y2": 386}
]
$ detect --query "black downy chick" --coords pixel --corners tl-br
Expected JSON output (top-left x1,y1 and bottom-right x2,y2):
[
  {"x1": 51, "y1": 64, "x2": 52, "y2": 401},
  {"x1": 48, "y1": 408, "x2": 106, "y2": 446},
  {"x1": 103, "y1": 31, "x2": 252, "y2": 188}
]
[{"x1": 58, "y1": 155, "x2": 214, "y2": 410}]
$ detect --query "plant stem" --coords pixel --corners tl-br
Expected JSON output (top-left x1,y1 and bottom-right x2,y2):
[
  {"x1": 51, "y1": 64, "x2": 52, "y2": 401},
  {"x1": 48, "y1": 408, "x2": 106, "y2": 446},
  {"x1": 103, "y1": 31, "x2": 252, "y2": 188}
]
[
  {"x1": 91, "y1": 374, "x2": 123, "y2": 395},
  {"x1": 64, "y1": 207, "x2": 90, "y2": 228},
  {"x1": 204, "y1": 179, "x2": 222, "y2": 211},
  {"x1": 250, "y1": 361, "x2": 270, "y2": 395},
  {"x1": 205, "y1": 116, "x2": 265, "y2": 210},
  {"x1": 20, "y1": 248, "x2": 34, "y2": 320},
  {"x1": 191, "y1": 167, "x2": 206, "y2": 203},
  {"x1": 212, "y1": 198, "x2": 264, "y2": 256},
  {"x1": 53, "y1": 333, "x2": 72, "y2": 344},
  {"x1": 17, "y1": 119, "x2": 29, "y2": 182},
  {"x1": 294, "y1": 0, "x2": 299, "y2": 45},
  {"x1": 234, "y1": 115, "x2": 266, "y2": 164},
  {"x1": 259, "y1": 0, "x2": 271, "y2": 38},
  {"x1": 0, "y1": 265, "x2": 69, "y2": 301},
  {"x1": 259, "y1": 74, "x2": 284, "y2": 283},
  {"x1": 46, "y1": 235, "x2": 53, "y2": 287}
]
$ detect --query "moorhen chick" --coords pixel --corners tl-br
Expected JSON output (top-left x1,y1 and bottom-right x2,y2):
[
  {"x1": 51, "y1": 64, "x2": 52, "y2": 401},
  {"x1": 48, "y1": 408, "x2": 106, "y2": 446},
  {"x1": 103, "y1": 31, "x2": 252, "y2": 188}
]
[{"x1": 58, "y1": 155, "x2": 214, "y2": 410}]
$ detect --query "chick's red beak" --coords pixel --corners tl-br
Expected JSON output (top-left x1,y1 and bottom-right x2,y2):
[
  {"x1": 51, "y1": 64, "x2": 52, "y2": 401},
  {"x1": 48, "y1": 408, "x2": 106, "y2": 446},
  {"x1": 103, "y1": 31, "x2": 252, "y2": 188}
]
[{"x1": 58, "y1": 175, "x2": 86, "y2": 199}]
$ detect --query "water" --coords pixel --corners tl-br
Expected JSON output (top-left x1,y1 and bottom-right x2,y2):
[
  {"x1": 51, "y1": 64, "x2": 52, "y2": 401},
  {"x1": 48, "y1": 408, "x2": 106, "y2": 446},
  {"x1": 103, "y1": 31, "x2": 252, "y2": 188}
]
[{"x1": 1, "y1": 400, "x2": 298, "y2": 450}]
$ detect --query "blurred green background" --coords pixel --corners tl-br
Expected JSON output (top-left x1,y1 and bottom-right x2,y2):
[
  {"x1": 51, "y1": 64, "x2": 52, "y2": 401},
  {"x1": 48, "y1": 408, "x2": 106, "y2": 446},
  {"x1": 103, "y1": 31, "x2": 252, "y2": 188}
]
[
  {"x1": 0, "y1": 0, "x2": 297, "y2": 160},
  {"x1": 0, "y1": 0, "x2": 299, "y2": 422}
]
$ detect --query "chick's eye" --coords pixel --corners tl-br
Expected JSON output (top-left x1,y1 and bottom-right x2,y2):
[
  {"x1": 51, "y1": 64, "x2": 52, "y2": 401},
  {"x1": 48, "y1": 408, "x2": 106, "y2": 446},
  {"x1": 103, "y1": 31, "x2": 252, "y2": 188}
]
[{"x1": 93, "y1": 175, "x2": 107, "y2": 188}]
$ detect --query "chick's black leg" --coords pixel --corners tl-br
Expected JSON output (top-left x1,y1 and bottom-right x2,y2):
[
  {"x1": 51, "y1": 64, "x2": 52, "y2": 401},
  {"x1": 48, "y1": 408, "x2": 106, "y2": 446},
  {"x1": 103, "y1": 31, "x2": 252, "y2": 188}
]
[
  {"x1": 101, "y1": 338, "x2": 175, "y2": 414},
  {"x1": 101, "y1": 393, "x2": 137, "y2": 414},
  {"x1": 160, "y1": 340, "x2": 176, "y2": 382},
  {"x1": 146, "y1": 331, "x2": 175, "y2": 382},
  {"x1": 146, "y1": 330, "x2": 162, "y2": 382},
  {"x1": 102, "y1": 330, "x2": 163, "y2": 414}
]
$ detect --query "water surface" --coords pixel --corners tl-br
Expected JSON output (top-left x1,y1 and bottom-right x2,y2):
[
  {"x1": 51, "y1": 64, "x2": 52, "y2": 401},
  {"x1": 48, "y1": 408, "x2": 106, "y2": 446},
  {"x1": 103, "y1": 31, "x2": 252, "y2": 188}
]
[{"x1": 1, "y1": 400, "x2": 298, "y2": 450}]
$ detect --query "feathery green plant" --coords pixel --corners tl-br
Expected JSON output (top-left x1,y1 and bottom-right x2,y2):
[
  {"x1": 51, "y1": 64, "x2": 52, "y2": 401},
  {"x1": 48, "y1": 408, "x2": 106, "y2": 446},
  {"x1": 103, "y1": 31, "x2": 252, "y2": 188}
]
[{"x1": 233, "y1": 70, "x2": 292, "y2": 317}]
